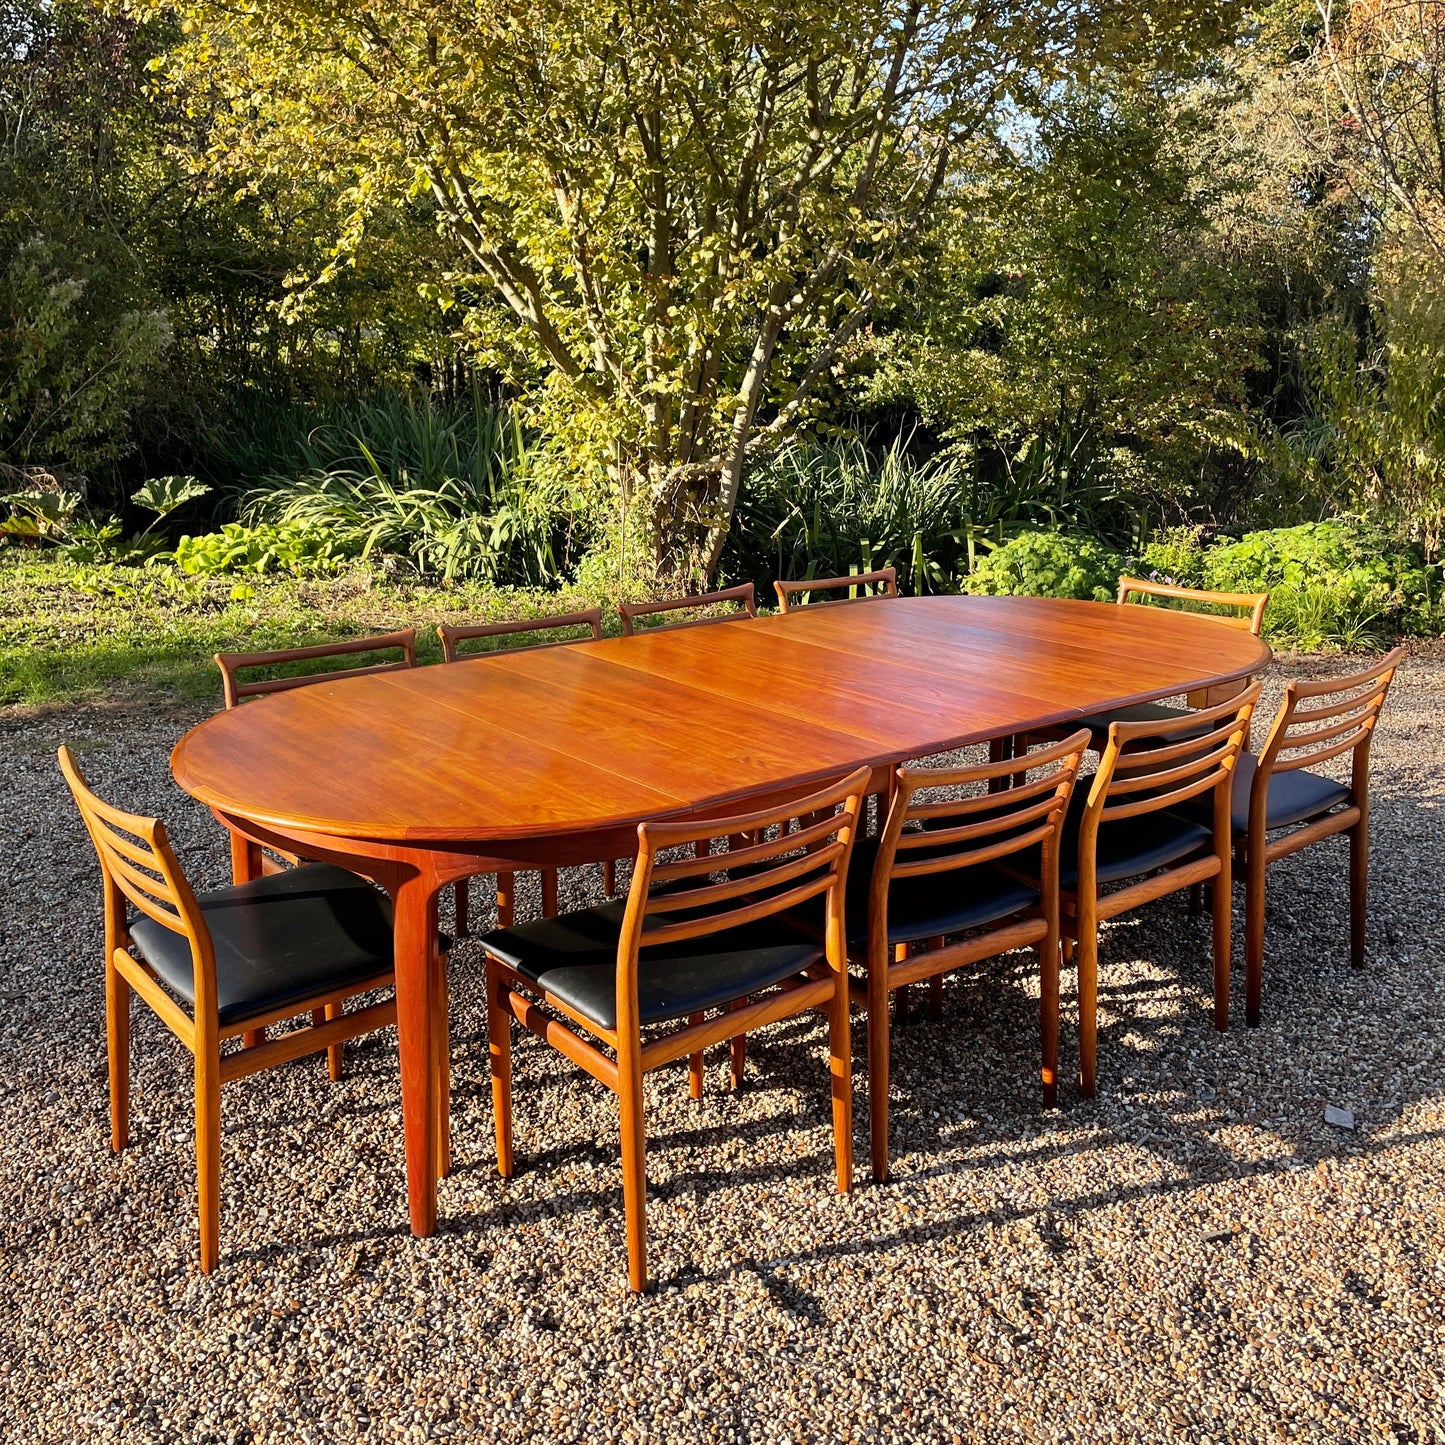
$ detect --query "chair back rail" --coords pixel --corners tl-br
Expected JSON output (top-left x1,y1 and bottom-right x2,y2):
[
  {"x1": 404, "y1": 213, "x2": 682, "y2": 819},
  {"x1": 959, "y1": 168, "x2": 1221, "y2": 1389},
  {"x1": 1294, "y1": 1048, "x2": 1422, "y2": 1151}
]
[
  {"x1": 618, "y1": 766, "x2": 871, "y2": 970},
  {"x1": 57, "y1": 746, "x2": 216, "y2": 1018},
  {"x1": 617, "y1": 584, "x2": 757, "y2": 636},
  {"x1": 215, "y1": 630, "x2": 418, "y2": 707},
  {"x1": 1116, "y1": 576, "x2": 1269, "y2": 634},
  {"x1": 438, "y1": 608, "x2": 604, "y2": 662},
  {"x1": 774, "y1": 567, "x2": 899, "y2": 612},
  {"x1": 1086, "y1": 684, "x2": 1261, "y2": 841},
  {"x1": 1254, "y1": 648, "x2": 1403, "y2": 782},
  {"x1": 869, "y1": 730, "x2": 1090, "y2": 958}
]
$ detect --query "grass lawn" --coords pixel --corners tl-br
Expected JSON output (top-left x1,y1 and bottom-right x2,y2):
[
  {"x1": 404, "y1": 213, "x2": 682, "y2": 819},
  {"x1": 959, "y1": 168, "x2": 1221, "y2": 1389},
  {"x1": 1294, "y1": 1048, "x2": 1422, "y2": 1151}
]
[{"x1": 0, "y1": 553, "x2": 601, "y2": 708}]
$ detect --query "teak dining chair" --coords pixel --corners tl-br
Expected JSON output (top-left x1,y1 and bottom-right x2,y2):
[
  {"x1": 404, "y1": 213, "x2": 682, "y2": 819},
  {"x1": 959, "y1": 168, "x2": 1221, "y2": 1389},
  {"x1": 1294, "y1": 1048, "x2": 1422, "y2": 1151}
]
[
  {"x1": 617, "y1": 583, "x2": 757, "y2": 635},
  {"x1": 1198, "y1": 647, "x2": 1403, "y2": 1025},
  {"x1": 1055, "y1": 684, "x2": 1260, "y2": 1096},
  {"x1": 214, "y1": 629, "x2": 418, "y2": 709},
  {"x1": 214, "y1": 629, "x2": 421, "y2": 1052},
  {"x1": 773, "y1": 566, "x2": 898, "y2": 612},
  {"x1": 58, "y1": 746, "x2": 448, "y2": 1273},
  {"x1": 481, "y1": 766, "x2": 871, "y2": 1292},
  {"x1": 860, "y1": 730, "x2": 1090, "y2": 1178},
  {"x1": 437, "y1": 609, "x2": 606, "y2": 934}
]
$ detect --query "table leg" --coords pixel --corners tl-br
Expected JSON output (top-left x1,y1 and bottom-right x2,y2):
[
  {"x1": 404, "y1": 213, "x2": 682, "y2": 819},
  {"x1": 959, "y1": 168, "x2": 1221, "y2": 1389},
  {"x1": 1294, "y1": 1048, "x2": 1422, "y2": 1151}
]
[{"x1": 392, "y1": 870, "x2": 440, "y2": 1236}]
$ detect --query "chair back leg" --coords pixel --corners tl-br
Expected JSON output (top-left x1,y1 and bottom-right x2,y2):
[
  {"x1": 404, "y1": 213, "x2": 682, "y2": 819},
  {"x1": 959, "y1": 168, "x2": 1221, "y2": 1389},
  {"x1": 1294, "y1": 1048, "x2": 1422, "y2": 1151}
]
[
  {"x1": 618, "y1": 1039, "x2": 649, "y2": 1293},
  {"x1": 486, "y1": 961, "x2": 515, "y2": 1178},
  {"x1": 106, "y1": 958, "x2": 131, "y2": 1152},
  {"x1": 867, "y1": 947, "x2": 892, "y2": 1183},
  {"x1": 1243, "y1": 835, "x2": 1268, "y2": 1027},
  {"x1": 1212, "y1": 842, "x2": 1233, "y2": 1032},
  {"x1": 827, "y1": 970, "x2": 855, "y2": 1193},
  {"x1": 194, "y1": 1047, "x2": 222, "y2": 1273},
  {"x1": 1350, "y1": 802, "x2": 1370, "y2": 969}
]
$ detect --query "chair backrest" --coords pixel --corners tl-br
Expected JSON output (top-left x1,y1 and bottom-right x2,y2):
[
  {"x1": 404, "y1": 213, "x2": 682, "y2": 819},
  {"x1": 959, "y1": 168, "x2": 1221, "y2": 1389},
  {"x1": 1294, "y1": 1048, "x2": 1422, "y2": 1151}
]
[
  {"x1": 871, "y1": 729, "x2": 1091, "y2": 959},
  {"x1": 1082, "y1": 684, "x2": 1262, "y2": 862},
  {"x1": 57, "y1": 746, "x2": 214, "y2": 1013},
  {"x1": 615, "y1": 767, "x2": 872, "y2": 1010},
  {"x1": 617, "y1": 583, "x2": 757, "y2": 636},
  {"x1": 1251, "y1": 647, "x2": 1403, "y2": 816},
  {"x1": 1117, "y1": 575, "x2": 1268, "y2": 636},
  {"x1": 438, "y1": 608, "x2": 604, "y2": 662},
  {"x1": 774, "y1": 567, "x2": 899, "y2": 612},
  {"x1": 214, "y1": 630, "x2": 418, "y2": 708}
]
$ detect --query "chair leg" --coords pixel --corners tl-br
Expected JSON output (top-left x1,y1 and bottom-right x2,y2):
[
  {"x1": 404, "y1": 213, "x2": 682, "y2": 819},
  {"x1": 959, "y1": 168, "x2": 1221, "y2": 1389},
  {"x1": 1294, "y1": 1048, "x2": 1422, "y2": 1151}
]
[
  {"x1": 604, "y1": 859, "x2": 617, "y2": 898},
  {"x1": 828, "y1": 969, "x2": 854, "y2": 1195},
  {"x1": 434, "y1": 954, "x2": 451, "y2": 1181},
  {"x1": 729, "y1": 1019, "x2": 747, "y2": 1090},
  {"x1": 454, "y1": 878, "x2": 470, "y2": 937},
  {"x1": 486, "y1": 963, "x2": 514, "y2": 1179},
  {"x1": 496, "y1": 872, "x2": 516, "y2": 929},
  {"x1": 241, "y1": 1028, "x2": 264, "y2": 1051},
  {"x1": 687, "y1": 1014, "x2": 705, "y2": 1100},
  {"x1": 1039, "y1": 935, "x2": 1061, "y2": 1110},
  {"x1": 541, "y1": 867, "x2": 559, "y2": 919},
  {"x1": 1188, "y1": 882, "x2": 1204, "y2": 916},
  {"x1": 1076, "y1": 923, "x2": 1098, "y2": 1101},
  {"x1": 1244, "y1": 837, "x2": 1267, "y2": 1028},
  {"x1": 194, "y1": 1045, "x2": 221, "y2": 1274},
  {"x1": 1212, "y1": 865, "x2": 1232, "y2": 1033},
  {"x1": 618, "y1": 1041, "x2": 649, "y2": 1293},
  {"x1": 326, "y1": 1003, "x2": 345, "y2": 1081},
  {"x1": 867, "y1": 957, "x2": 892, "y2": 1184},
  {"x1": 1350, "y1": 817, "x2": 1369, "y2": 969},
  {"x1": 927, "y1": 941, "x2": 945, "y2": 1019},
  {"x1": 106, "y1": 956, "x2": 131, "y2": 1152}
]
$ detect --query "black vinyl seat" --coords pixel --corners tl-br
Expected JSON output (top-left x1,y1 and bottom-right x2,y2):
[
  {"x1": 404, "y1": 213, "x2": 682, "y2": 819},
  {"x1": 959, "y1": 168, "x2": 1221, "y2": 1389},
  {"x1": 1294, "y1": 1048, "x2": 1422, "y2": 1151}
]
[
  {"x1": 1073, "y1": 700, "x2": 1211, "y2": 749},
  {"x1": 479, "y1": 901, "x2": 822, "y2": 1031},
  {"x1": 1176, "y1": 752, "x2": 1352, "y2": 836},
  {"x1": 792, "y1": 835, "x2": 1040, "y2": 946},
  {"x1": 130, "y1": 863, "x2": 401, "y2": 1026},
  {"x1": 1047, "y1": 781, "x2": 1213, "y2": 887}
]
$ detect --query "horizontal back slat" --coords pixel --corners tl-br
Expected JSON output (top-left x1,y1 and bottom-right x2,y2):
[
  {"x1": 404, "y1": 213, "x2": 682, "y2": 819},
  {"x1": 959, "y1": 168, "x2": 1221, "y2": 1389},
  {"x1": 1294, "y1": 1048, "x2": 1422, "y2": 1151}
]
[
  {"x1": 439, "y1": 609, "x2": 604, "y2": 662},
  {"x1": 618, "y1": 585, "x2": 757, "y2": 636},
  {"x1": 217, "y1": 629, "x2": 418, "y2": 707},
  {"x1": 774, "y1": 567, "x2": 899, "y2": 612}
]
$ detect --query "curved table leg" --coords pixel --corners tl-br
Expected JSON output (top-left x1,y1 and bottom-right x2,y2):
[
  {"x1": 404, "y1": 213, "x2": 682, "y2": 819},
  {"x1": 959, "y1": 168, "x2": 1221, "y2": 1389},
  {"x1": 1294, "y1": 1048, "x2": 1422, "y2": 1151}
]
[{"x1": 391, "y1": 868, "x2": 442, "y2": 1236}]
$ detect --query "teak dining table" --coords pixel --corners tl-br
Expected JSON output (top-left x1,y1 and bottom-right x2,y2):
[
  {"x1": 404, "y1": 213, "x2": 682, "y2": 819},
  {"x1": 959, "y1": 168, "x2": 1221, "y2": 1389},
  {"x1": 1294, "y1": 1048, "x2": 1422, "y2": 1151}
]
[{"x1": 171, "y1": 594, "x2": 1272, "y2": 1236}]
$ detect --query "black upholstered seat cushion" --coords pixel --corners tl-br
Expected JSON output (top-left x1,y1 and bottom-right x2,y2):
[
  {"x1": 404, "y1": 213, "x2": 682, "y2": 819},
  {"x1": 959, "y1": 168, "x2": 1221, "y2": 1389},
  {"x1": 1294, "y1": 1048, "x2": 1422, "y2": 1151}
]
[
  {"x1": 1176, "y1": 752, "x2": 1352, "y2": 836},
  {"x1": 1034, "y1": 781, "x2": 1213, "y2": 890},
  {"x1": 793, "y1": 836, "x2": 1040, "y2": 947},
  {"x1": 480, "y1": 902, "x2": 823, "y2": 1031},
  {"x1": 1073, "y1": 700, "x2": 1207, "y2": 747},
  {"x1": 129, "y1": 864, "x2": 398, "y2": 1027}
]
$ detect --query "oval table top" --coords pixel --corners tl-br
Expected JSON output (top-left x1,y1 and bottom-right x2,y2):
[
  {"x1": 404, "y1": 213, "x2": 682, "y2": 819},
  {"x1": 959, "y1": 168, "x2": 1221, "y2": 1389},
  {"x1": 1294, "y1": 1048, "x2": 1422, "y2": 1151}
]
[{"x1": 171, "y1": 594, "x2": 1271, "y2": 845}]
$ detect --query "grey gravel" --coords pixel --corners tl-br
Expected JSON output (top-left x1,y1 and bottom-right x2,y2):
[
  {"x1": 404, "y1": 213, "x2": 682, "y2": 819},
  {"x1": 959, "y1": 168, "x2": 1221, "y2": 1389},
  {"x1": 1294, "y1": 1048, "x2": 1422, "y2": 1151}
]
[{"x1": 1, "y1": 647, "x2": 1443, "y2": 1444}]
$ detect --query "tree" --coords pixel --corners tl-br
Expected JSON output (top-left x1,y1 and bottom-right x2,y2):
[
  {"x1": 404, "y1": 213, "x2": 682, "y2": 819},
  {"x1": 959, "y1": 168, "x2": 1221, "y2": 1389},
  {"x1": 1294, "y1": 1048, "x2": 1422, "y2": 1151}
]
[{"x1": 151, "y1": 0, "x2": 1240, "y2": 579}]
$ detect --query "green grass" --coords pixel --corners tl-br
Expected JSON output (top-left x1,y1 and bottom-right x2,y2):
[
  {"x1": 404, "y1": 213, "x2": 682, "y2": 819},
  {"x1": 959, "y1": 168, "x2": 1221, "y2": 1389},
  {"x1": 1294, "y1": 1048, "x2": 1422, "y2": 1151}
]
[{"x1": 0, "y1": 553, "x2": 607, "y2": 708}]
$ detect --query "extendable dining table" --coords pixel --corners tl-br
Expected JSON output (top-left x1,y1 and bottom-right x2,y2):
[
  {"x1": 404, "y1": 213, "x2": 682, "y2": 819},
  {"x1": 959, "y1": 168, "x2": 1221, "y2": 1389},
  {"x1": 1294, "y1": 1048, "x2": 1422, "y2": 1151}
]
[{"x1": 170, "y1": 594, "x2": 1273, "y2": 1236}]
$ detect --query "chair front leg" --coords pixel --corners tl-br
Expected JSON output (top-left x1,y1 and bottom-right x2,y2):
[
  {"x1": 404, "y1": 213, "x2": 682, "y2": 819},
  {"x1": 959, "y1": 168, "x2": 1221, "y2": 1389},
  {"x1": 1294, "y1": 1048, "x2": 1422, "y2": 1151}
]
[
  {"x1": 486, "y1": 962, "x2": 514, "y2": 1179},
  {"x1": 194, "y1": 1042, "x2": 222, "y2": 1274},
  {"x1": 1073, "y1": 896, "x2": 1099, "y2": 1100},
  {"x1": 687, "y1": 1014, "x2": 705, "y2": 1100},
  {"x1": 106, "y1": 954, "x2": 131, "y2": 1152},
  {"x1": 618, "y1": 1034, "x2": 649, "y2": 1293},
  {"x1": 1243, "y1": 834, "x2": 1267, "y2": 1028},
  {"x1": 1350, "y1": 811, "x2": 1369, "y2": 970}
]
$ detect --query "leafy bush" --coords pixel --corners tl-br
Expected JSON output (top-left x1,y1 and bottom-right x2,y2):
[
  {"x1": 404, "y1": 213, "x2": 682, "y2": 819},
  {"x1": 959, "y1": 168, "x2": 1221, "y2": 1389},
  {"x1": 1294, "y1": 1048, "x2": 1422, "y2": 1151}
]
[
  {"x1": 963, "y1": 530, "x2": 1126, "y2": 602},
  {"x1": 238, "y1": 387, "x2": 582, "y2": 585},
  {"x1": 1202, "y1": 518, "x2": 1439, "y2": 647},
  {"x1": 1135, "y1": 526, "x2": 1208, "y2": 587},
  {"x1": 173, "y1": 521, "x2": 363, "y2": 577}
]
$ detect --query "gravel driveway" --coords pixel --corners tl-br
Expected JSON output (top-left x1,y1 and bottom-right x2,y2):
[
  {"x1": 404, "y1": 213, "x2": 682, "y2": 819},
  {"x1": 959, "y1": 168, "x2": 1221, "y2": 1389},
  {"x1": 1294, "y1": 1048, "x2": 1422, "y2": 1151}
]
[{"x1": 1, "y1": 649, "x2": 1442, "y2": 1444}]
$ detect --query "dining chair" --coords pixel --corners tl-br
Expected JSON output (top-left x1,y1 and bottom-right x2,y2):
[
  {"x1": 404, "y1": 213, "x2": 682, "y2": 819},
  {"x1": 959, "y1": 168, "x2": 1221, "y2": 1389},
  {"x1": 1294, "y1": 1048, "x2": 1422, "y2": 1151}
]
[
  {"x1": 58, "y1": 745, "x2": 449, "y2": 1273},
  {"x1": 1193, "y1": 647, "x2": 1402, "y2": 1026},
  {"x1": 214, "y1": 630, "x2": 421, "y2": 1051},
  {"x1": 481, "y1": 765, "x2": 871, "y2": 1292},
  {"x1": 1053, "y1": 684, "x2": 1260, "y2": 1096},
  {"x1": 214, "y1": 629, "x2": 418, "y2": 709},
  {"x1": 855, "y1": 730, "x2": 1090, "y2": 1178},
  {"x1": 617, "y1": 583, "x2": 757, "y2": 635},
  {"x1": 773, "y1": 566, "x2": 898, "y2": 612},
  {"x1": 437, "y1": 609, "x2": 606, "y2": 935}
]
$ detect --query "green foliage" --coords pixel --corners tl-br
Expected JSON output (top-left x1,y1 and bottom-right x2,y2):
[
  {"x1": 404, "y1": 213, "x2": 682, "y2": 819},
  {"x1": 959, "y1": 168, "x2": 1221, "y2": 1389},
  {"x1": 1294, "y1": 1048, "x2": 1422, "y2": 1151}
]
[
  {"x1": 172, "y1": 521, "x2": 362, "y2": 577},
  {"x1": 1203, "y1": 519, "x2": 1439, "y2": 646},
  {"x1": 239, "y1": 390, "x2": 582, "y2": 585},
  {"x1": 130, "y1": 475, "x2": 210, "y2": 528},
  {"x1": 963, "y1": 531, "x2": 1127, "y2": 603}
]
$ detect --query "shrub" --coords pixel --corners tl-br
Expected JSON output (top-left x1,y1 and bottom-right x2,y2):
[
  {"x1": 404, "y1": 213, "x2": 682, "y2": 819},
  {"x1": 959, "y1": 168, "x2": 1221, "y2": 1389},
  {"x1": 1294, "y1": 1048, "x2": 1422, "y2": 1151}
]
[
  {"x1": 1202, "y1": 518, "x2": 1439, "y2": 648},
  {"x1": 963, "y1": 530, "x2": 1127, "y2": 602},
  {"x1": 173, "y1": 521, "x2": 363, "y2": 577}
]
